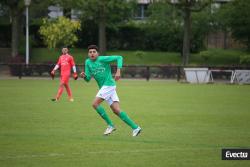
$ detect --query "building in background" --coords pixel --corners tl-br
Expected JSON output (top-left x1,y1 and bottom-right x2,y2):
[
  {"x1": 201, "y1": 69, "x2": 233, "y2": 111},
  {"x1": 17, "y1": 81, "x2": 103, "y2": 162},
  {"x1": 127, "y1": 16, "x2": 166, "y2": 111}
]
[
  {"x1": 48, "y1": 5, "x2": 63, "y2": 19},
  {"x1": 206, "y1": 0, "x2": 243, "y2": 49},
  {"x1": 134, "y1": 0, "x2": 152, "y2": 20}
]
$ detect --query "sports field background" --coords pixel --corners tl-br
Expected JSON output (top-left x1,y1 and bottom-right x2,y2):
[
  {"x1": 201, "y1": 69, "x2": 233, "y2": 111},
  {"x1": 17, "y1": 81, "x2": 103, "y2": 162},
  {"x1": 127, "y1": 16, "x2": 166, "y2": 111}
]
[{"x1": 0, "y1": 79, "x2": 250, "y2": 167}]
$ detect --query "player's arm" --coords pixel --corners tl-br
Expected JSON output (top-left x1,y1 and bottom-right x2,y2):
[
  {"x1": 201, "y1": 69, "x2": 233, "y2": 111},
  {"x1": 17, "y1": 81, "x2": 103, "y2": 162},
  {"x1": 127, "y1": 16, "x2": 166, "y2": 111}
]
[
  {"x1": 99, "y1": 56, "x2": 123, "y2": 69},
  {"x1": 81, "y1": 61, "x2": 91, "y2": 82},
  {"x1": 115, "y1": 68, "x2": 121, "y2": 81},
  {"x1": 70, "y1": 56, "x2": 78, "y2": 80},
  {"x1": 99, "y1": 56, "x2": 123, "y2": 81},
  {"x1": 50, "y1": 58, "x2": 60, "y2": 79},
  {"x1": 72, "y1": 65, "x2": 78, "y2": 80}
]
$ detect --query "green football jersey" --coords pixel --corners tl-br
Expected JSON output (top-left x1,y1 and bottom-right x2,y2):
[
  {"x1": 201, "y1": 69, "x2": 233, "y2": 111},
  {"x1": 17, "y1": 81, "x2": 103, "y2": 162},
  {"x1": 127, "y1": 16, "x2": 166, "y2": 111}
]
[{"x1": 84, "y1": 55, "x2": 123, "y2": 88}]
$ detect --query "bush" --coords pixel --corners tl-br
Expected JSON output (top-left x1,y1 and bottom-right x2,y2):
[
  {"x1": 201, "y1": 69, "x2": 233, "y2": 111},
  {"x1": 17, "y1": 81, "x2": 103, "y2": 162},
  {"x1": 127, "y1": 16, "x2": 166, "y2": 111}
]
[
  {"x1": 134, "y1": 51, "x2": 145, "y2": 59},
  {"x1": 107, "y1": 22, "x2": 184, "y2": 52},
  {"x1": 199, "y1": 50, "x2": 211, "y2": 61},
  {"x1": 240, "y1": 55, "x2": 250, "y2": 65},
  {"x1": 39, "y1": 17, "x2": 81, "y2": 49},
  {"x1": 143, "y1": 25, "x2": 182, "y2": 52},
  {"x1": 106, "y1": 24, "x2": 147, "y2": 50}
]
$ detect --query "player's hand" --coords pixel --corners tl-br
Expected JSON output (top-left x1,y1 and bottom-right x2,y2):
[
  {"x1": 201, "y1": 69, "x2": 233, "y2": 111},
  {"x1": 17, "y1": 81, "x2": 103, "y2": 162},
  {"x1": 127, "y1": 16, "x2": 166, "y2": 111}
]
[
  {"x1": 80, "y1": 71, "x2": 86, "y2": 78},
  {"x1": 50, "y1": 70, "x2": 55, "y2": 80},
  {"x1": 73, "y1": 72, "x2": 78, "y2": 80},
  {"x1": 115, "y1": 69, "x2": 121, "y2": 81}
]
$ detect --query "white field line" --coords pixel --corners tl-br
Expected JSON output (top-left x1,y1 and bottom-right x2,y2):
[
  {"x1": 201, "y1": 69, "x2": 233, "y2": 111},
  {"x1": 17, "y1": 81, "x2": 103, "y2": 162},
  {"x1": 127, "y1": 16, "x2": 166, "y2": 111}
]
[{"x1": 0, "y1": 148, "x2": 217, "y2": 160}]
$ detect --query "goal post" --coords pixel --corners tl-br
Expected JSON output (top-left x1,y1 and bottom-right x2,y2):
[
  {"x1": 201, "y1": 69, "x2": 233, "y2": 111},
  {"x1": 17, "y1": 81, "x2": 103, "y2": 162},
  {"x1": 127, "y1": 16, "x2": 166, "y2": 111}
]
[
  {"x1": 184, "y1": 68, "x2": 212, "y2": 83},
  {"x1": 231, "y1": 70, "x2": 250, "y2": 84}
]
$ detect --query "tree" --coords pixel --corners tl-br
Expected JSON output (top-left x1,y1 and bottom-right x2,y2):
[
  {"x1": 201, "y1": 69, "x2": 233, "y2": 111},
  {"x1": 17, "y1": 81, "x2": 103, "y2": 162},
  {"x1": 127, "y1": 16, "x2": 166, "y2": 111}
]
[
  {"x1": 0, "y1": 0, "x2": 52, "y2": 58},
  {"x1": 221, "y1": 0, "x2": 250, "y2": 50},
  {"x1": 76, "y1": 0, "x2": 136, "y2": 55},
  {"x1": 1, "y1": 0, "x2": 25, "y2": 58},
  {"x1": 39, "y1": 16, "x2": 81, "y2": 49},
  {"x1": 211, "y1": 2, "x2": 232, "y2": 49},
  {"x1": 145, "y1": 1, "x2": 183, "y2": 51},
  {"x1": 168, "y1": 0, "x2": 211, "y2": 65}
]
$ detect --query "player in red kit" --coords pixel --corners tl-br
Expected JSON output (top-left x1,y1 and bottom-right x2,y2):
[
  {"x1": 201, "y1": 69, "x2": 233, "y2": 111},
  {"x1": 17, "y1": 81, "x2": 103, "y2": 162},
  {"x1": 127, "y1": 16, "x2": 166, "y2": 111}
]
[{"x1": 50, "y1": 48, "x2": 78, "y2": 102}]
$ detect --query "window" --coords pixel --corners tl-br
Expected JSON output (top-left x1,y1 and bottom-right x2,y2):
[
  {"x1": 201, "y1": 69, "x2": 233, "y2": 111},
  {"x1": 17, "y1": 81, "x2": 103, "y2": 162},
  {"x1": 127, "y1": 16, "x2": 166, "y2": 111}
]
[{"x1": 134, "y1": 4, "x2": 149, "y2": 20}]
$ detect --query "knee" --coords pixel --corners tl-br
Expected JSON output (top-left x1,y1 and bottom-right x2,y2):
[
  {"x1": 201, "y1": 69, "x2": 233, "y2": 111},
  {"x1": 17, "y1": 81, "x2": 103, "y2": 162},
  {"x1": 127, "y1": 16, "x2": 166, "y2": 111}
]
[
  {"x1": 92, "y1": 103, "x2": 99, "y2": 109},
  {"x1": 112, "y1": 107, "x2": 120, "y2": 115},
  {"x1": 60, "y1": 83, "x2": 66, "y2": 86}
]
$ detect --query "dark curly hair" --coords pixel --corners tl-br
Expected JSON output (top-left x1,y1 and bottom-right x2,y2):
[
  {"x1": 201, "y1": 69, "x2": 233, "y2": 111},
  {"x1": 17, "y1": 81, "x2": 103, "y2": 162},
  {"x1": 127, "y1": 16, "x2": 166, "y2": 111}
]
[{"x1": 88, "y1": 45, "x2": 99, "y2": 52}]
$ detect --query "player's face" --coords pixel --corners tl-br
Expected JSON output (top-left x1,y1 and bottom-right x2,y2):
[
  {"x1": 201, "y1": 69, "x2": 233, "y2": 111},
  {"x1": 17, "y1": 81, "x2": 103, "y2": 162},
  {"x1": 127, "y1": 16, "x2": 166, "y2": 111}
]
[
  {"x1": 62, "y1": 48, "x2": 68, "y2": 55},
  {"x1": 88, "y1": 49, "x2": 98, "y2": 60}
]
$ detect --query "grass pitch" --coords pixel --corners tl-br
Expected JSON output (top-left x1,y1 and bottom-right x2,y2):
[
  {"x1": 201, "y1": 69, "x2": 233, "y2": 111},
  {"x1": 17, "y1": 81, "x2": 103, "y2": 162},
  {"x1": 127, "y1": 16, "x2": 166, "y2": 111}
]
[{"x1": 0, "y1": 79, "x2": 250, "y2": 167}]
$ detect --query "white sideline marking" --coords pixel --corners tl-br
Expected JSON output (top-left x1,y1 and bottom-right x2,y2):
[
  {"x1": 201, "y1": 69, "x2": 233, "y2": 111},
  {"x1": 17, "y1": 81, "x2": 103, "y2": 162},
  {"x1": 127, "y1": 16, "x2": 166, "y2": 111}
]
[{"x1": 0, "y1": 148, "x2": 216, "y2": 160}]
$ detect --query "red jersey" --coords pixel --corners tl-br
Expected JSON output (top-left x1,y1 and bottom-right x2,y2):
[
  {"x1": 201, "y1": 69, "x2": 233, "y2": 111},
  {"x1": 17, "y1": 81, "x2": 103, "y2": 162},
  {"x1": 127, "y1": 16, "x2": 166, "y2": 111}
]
[{"x1": 56, "y1": 54, "x2": 75, "y2": 76}]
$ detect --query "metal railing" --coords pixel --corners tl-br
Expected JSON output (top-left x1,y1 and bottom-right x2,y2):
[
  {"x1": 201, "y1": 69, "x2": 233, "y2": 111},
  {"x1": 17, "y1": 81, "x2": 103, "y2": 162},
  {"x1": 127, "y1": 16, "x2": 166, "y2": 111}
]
[{"x1": 1, "y1": 63, "x2": 250, "y2": 81}]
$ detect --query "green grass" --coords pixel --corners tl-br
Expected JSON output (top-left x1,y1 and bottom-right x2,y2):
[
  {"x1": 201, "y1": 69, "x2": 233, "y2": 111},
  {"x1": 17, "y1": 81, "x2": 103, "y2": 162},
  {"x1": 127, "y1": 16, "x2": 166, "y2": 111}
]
[
  {"x1": 0, "y1": 79, "x2": 250, "y2": 167},
  {"x1": 30, "y1": 48, "x2": 181, "y2": 65},
  {"x1": 30, "y1": 48, "x2": 249, "y2": 65},
  {"x1": 190, "y1": 48, "x2": 246, "y2": 66}
]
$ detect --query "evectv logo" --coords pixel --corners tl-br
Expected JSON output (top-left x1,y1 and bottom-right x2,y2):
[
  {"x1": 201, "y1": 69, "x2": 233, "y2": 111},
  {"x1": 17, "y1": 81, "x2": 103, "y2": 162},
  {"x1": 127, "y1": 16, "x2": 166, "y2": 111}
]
[{"x1": 222, "y1": 149, "x2": 250, "y2": 160}]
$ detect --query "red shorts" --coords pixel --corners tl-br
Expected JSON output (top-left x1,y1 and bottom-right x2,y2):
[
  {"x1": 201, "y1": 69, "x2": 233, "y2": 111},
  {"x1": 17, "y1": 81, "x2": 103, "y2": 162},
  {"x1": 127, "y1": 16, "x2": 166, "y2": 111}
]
[{"x1": 60, "y1": 75, "x2": 70, "y2": 84}]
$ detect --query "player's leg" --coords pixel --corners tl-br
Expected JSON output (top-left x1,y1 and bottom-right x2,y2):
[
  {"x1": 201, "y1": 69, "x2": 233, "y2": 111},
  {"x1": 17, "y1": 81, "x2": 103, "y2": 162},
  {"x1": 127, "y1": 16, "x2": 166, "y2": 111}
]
[
  {"x1": 56, "y1": 83, "x2": 64, "y2": 100},
  {"x1": 110, "y1": 102, "x2": 138, "y2": 129},
  {"x1": 65, "y1": 83, "x2": 73, "y2": 101},
  {"x1": 92, "y1": 97, "x2": 115, "y2": 135},
  {"x1": 52, "y1": 76, "x2": 64, "y2": 101},
  {"x1": 51, "y1": 84, "x2": 64, "y2": 101},
  {"x1": 109, "y1": 91, "x2": 141, "y2": 136},
  {"x1": 63, "y1": 76, "x2": 73, "y2": 101}
]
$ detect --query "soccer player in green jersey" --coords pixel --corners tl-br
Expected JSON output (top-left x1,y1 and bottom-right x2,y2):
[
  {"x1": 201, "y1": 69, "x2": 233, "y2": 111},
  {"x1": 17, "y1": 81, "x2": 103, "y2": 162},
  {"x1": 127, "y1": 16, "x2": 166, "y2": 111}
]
[{"x1": 81, "y1": 45, "x2": 141, "y2": 137}]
